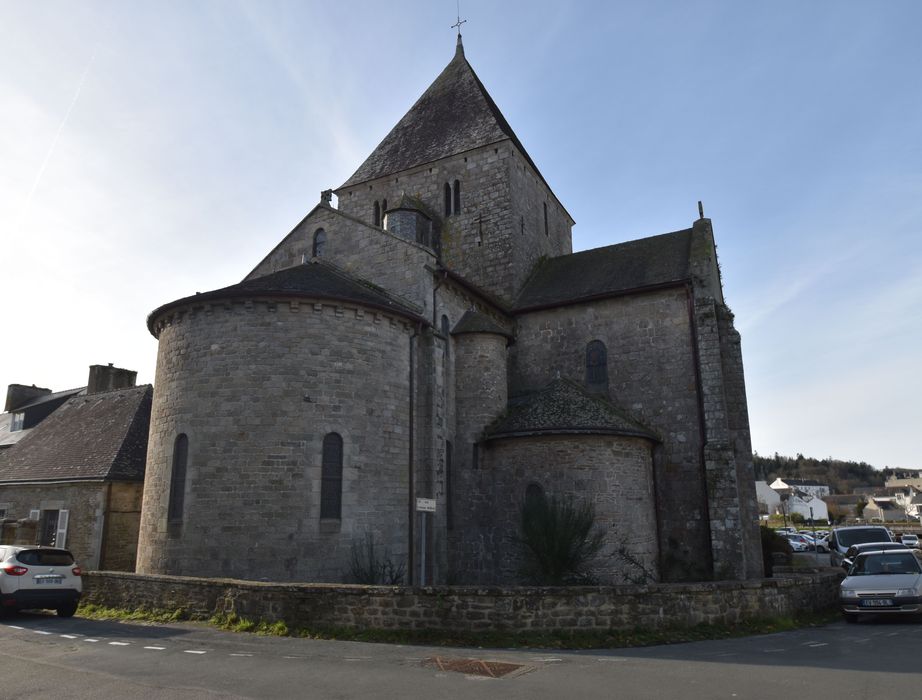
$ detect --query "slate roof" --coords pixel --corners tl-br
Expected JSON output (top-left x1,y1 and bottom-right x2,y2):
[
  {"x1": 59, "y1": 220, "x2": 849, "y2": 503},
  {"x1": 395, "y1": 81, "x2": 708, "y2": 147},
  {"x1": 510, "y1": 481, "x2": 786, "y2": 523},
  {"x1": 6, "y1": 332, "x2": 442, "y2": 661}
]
[
  {"x1": 339, "y1": 40, "x2": 547, "y2": 192},
  {"x1": 451, "y1": 310, "x2": 512, "y2": 338},
  {"x1": 149, "y1": 261, "x2": 424, "y2": 333},
  {"x1": 485, "y1": 379, "x2": 658, "y2": 441},
  {"x1": 0, "y1": 385, "x2": 152, "y2": 483},
  {"x1": 514, "y1": 228, "x2": 694, "y2": 311}
]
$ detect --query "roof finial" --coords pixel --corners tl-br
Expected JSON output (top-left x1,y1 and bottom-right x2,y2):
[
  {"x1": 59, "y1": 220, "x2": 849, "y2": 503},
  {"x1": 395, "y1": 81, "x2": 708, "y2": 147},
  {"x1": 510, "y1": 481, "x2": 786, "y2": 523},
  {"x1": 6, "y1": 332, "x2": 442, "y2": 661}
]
[{"x1": 452, "y1": 0, "x2": 467, "y2": 54}]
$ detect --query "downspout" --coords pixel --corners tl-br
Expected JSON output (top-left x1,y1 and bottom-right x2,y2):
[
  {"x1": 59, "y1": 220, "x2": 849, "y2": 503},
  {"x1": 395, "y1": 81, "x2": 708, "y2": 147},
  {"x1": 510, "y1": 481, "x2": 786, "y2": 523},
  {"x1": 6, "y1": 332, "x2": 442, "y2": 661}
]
[
  {"x1": 97, "y1": 482, "x2": 113, "y2": 570},
  {"x1": 685, "y1": 282, "x2": 714, "y2": 576},
  {"x1": 407, "y1": 321, "x2": 421, "y2": 585}
]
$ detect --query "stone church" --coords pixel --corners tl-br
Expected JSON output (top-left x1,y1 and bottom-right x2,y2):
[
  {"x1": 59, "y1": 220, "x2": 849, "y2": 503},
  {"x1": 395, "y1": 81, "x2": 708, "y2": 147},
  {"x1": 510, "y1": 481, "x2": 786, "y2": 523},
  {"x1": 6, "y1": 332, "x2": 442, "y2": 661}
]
[{"x1": 137, "y1": 38, "x2": 763, "y2": 585}]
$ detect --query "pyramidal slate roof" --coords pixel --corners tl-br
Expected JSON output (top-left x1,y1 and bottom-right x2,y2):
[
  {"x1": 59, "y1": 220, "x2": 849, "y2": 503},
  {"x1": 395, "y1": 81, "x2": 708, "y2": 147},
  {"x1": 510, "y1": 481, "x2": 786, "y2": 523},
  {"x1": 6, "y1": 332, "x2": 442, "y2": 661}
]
[
  {"x1": 148, "y1": 261, "x2": 424, "y2": 333},
  {"x1": 339, "y1": 39, "x2": 545, "y2": 190},
  {"x1": 0, "y1": 385, "x2": 152, "y2": 483},
  {"x1": 485, "y1": 379, "x2": 658, "y2": 441},
  {"x1": 514, "y1": 228, "x2": 694, "y2": 311},
  {"x1": 451, "y1": 309, "x2": 512, "y2": 338}
]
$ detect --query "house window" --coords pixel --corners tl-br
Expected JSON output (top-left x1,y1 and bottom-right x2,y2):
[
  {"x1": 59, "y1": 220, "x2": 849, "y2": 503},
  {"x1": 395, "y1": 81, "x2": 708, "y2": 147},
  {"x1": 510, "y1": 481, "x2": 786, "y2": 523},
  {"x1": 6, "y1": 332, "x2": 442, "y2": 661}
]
[
  {"x1": 320, "y1": 432, "x2": 343, "y2": 519},
  {"x1": 168, "y1": 434, "x2": 189, "y2": 524},
  {"x1": 453, "y1": 179, "x2": 461, "y2": 214},
  {"x1": 586, "y1": 340, "x2": 608, "y2": 393},
  {"x1": 373, "y1": 200, "x2": 381, "y2": 226},
  {"x1": 10, "y1": 412, "x2": 24, "y2": 432},
  {"x1": 312, "y1": 228, "x2": 327, "y2": 257},
  {"x1": 443, "y1": 183, "x2": 452, "y2": 217}
]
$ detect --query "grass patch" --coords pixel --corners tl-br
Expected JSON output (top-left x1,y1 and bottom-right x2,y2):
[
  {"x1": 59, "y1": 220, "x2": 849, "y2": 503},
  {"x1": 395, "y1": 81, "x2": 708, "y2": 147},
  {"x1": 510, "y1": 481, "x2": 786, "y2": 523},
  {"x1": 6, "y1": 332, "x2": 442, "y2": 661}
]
[{"x1": 77, "y1": 603, "x2": 838, "y2": 649}]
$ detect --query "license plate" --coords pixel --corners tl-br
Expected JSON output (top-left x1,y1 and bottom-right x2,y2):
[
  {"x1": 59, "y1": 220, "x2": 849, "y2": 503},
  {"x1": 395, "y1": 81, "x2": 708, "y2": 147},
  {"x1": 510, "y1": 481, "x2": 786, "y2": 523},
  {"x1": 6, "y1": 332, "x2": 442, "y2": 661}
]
[
  {"x1": 860, "y1": 598, "x2": 894, "y2": 607},
  {"x1": 34, "y1": 576, "x2": 63, "y2": 585}
]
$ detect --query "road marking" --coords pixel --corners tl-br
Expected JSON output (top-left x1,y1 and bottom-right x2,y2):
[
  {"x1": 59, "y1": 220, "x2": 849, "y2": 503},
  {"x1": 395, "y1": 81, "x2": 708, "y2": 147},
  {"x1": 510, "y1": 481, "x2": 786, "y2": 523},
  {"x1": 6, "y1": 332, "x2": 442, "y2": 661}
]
[
  {"x1": 34, "y1": 630, "x2": 52, "y2": 635},
  {"x1": 184, "y1": 650, "x2": 207, "y2": 655},
  {"x1": 144, "y1": 646, "x2": 166, "y2": 651},
  {"x1": 230, "y1": 653, "x2": 253, "y2": 657},
  {"x1": 8, "y1": 625, "x2": 24, "y2": 630},
  {"x1": 109, "y1": 641, "x2": 130, "y2": 646},
  {"x1": 853, "y1": 638, "x2": 870, "y2": 643},
  {"x1": 887, "y1": 632, "x2": 899, "y2": 637},
  {"x1": 84, "y1": 638, "x2": 100, "y2": 643},
  {"x1": 60, "y1": 634, "x2": 78, "y2": 639},
  {"x1": 807, "y1": 643, "x2": 828, "y2": 648}
]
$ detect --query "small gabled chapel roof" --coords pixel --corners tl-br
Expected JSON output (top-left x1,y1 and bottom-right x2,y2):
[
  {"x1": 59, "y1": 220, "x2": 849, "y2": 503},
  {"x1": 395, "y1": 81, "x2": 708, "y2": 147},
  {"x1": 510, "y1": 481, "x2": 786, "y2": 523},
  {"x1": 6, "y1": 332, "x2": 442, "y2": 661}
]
[
  {"x1": 514, "y1": 228, "x2": 694, "y2": 311},
  {"x1": 484, "y1": 378, "x2": 658, "y2": 442},
  {"x1": 338, "y1": 39, "x2": 548, "y2": 193}
]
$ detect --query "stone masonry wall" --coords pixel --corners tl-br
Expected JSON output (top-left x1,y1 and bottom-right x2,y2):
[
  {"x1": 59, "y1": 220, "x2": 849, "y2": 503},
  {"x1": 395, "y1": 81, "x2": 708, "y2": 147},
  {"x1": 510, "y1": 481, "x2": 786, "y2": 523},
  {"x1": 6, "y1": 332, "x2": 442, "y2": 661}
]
[
  {"x1": 247, "y1": 205, "x2": 435, "y2": 320},
  {"x1": 510, "y1": 289, "x2": 712, "y2": 581},
  {"x1": 480, "y1": 435, "x2": 659, "y2": 585},
  {"x1": 138, "y1": 298, "x2": 414, "y2": 583},
  {"x1": 335, "y1": 142, "x2": 572, "y2": 305},
  {"x1": 82, "y1": 570, "x2": 841, "y2": 634},
  {"x1": 101, "y1": 482, "x2": 143, "y2": 572},
  {"x1": 0, "y1": 482, "x2": 106, "y2": 569}
]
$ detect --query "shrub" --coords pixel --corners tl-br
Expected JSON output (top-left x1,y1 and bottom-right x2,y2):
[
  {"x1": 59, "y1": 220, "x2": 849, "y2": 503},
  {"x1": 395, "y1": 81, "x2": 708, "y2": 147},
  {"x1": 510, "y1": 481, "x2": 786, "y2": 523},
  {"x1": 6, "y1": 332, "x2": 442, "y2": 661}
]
[
  {"x1": 348, "y1": 535, "x2": 405, "y2": 585},
  {"x1": 515, "y1": 493, "x2": 605, "y2": 585}
]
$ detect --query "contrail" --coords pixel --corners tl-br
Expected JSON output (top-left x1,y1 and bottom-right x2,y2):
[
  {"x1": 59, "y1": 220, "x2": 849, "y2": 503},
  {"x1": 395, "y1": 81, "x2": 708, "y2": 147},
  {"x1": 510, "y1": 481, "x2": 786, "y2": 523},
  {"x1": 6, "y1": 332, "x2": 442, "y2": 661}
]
[{"x1": 15, "y1": 45, "x2": 97, "y2": 233}]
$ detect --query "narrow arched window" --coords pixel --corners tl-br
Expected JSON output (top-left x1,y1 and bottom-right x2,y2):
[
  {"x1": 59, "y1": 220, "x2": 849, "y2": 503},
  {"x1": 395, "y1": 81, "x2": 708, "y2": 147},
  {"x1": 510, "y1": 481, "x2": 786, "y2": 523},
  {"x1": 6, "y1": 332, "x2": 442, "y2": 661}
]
[
  {"x1": 543, "y1": 201, "x2": 549, "y2": 236},
  {"x1": 453, "y1": 180, "x2": 461, "y2": 214},
  {"x1": 168, "y1": 434, "x2": 188, "y2": 524},
  {"x1": 443, "y1": 183, "x2": 452, "y2": 217},
  {"x1": 586, "y1": 340, "x2": 608, "y2": 394},
  {"x1": 373, "y1": 201, "x2": 380, "y2": 226},
  {"x1": 320, "y1": 432, "x2": 343, "y2": 519},
  {"x1": 312, "y1": 228, "x2": 327, "y2": 257},
  {"x1": 382, "y1": 198, "x2": 387, "y2": 215}
]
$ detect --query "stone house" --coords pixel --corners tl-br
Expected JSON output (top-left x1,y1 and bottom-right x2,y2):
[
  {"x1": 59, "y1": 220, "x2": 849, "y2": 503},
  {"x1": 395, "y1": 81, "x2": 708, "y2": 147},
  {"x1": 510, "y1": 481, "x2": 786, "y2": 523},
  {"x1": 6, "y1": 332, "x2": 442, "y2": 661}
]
[
  {"x1": 136, "y1": 38, "x2": 762, "y2": 585},
  {"x1": 0, "y1": 365, "x2": 151, "y2": 570}
]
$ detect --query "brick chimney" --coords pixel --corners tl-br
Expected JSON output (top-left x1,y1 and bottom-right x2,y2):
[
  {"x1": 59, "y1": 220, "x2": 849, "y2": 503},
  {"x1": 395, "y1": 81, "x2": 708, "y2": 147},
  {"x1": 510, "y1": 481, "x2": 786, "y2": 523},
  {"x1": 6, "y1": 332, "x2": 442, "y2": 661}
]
[
  {"x1": 86, "y1": 364, "x2": 137, "y2": 395},
  {"x1": 4, "y1": 384, "x2": 52, "y2": 412}
]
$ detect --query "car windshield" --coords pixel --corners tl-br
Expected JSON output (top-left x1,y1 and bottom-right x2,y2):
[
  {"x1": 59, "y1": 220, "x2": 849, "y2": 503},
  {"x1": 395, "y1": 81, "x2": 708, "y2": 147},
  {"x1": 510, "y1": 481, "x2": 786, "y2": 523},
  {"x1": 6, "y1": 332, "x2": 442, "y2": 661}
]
[
  {"x1": 15, "y1": 549, "x2": 75, "y2": 566},
  {"x1": 837, "y1": 528, "x2": 890, "y2": 547},
  {"x1": 852, "y1": 552, "x2": 921, "y2": 575}
]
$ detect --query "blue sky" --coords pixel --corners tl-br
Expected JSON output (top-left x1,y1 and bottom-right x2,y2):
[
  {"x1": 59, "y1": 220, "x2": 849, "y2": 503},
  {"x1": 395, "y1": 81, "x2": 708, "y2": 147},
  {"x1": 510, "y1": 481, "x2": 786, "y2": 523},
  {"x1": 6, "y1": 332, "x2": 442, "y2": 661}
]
[{"x1": 1, "y1": 1, "x2": 920, "y2": 468}]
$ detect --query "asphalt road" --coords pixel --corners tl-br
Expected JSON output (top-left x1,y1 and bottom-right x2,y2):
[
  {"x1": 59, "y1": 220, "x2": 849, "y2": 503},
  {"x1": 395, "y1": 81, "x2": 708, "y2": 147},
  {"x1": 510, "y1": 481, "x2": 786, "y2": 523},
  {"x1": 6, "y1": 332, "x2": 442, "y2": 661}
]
[{"x1": 2, "y1": 611, "x2": 920, "y2": 699}]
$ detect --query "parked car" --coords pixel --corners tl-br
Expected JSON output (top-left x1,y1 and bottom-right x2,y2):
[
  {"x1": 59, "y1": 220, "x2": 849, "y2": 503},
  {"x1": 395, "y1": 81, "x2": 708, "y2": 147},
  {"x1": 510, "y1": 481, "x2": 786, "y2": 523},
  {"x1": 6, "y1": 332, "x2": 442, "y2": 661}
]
[
  {"x1": 0, "y1": 546, "x2": 82, "y2": 617},
  {"x1": 900, "y1": 534, "x2": 919, "y2": 548},
  {"x1": 798, "y1": 534, "x2": 829, "y2": 553},
  {"x1": 840, "y1": 542, "x2": 909, "y2": 570},
  {"x1": 781, "y1": 533, "x2": 810, "y2": 552},
  {"x1": 840, "y1": 549, "x2": 922, "y2": 622},
  {"x1": 828, "y1": 525, "x2": 893, "y2": 568}
]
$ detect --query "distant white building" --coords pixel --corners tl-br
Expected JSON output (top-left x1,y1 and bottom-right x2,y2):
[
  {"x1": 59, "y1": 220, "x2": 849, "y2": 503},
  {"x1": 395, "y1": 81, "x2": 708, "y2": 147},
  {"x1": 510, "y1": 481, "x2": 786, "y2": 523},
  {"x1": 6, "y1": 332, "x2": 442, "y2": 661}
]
[
  {"x1": 785, "y1": 493, "x2": 829, "y2": 522},
  {"x1": 770, "y1": 478, "x2": 831, "y2": 498},
  {"x1": 755, "y1": 481, "x2": 781, "y2": 515}
]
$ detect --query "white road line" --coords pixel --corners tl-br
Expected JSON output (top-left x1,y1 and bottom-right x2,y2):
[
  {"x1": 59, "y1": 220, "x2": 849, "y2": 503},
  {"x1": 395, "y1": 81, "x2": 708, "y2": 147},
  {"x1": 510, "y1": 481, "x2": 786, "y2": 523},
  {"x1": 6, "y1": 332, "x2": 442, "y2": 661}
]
[
  {"x1": 762, "y1": 649, "x2": 786, "y2": 653},
  {"x1": 109, "y1": 641, "x2": 130, "y2": 646},
  {"x1": 8, "y1": 625, "x2": 24, "y2": 630},
  {"x1": 808, "y1": 643, "x2": 828, "y2": 648},
  {"x1": 229, "y1": 653, "x2": 253, "y2": 657},
  {"x1": 184, "y1": 650, "x2": 207, "y2": 655},
  {"x1": 84, "y1": 639, "x2": 100, "y2": 643},
  {"x1": 60, "y1": 634, "x2": 78, "y2": 639},
  {"x1": 34, "y1": 630, "x2": 53, "y2": 635},
  {"x1": 144, "y1": 646, "x2": 166, "y2": 651}
]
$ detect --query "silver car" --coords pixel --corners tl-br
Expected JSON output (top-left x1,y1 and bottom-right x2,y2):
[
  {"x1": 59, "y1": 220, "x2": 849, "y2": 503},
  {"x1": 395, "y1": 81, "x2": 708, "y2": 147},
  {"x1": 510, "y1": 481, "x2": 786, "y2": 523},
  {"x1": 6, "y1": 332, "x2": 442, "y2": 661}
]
[{"x1": 840, "y1": 549, "x2": 922, "y2": 622}]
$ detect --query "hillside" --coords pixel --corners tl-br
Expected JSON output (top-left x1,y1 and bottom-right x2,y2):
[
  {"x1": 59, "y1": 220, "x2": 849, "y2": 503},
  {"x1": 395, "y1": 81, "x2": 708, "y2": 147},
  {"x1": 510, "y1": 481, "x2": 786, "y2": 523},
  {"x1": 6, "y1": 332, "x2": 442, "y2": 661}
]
[{"x1": 753, "y1": 452, "x2": 896, "y2": 495}]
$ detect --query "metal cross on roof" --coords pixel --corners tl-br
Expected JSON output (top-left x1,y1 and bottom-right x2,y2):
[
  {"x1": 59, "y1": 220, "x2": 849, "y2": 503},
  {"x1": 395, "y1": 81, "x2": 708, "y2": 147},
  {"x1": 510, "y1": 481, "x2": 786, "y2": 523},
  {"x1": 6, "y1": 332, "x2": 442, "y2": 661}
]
[{"x1": 451, "y1": 0, "x2": 467, "y2": 36}]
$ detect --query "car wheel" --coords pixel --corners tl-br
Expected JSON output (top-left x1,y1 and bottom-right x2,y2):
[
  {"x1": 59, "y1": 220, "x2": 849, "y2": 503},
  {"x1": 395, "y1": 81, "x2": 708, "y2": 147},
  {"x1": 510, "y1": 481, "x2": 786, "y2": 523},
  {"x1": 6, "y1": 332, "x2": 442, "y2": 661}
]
[{"x1": 57, "y1": 603, "x2": 78, "y2": 618}]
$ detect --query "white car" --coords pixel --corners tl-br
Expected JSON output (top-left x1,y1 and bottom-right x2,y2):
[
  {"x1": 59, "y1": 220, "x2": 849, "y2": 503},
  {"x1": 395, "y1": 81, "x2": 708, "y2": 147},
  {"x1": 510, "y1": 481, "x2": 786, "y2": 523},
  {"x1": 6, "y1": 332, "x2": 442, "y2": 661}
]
[
  {"x1": 900, "y1": 534, "x2": 919, "y2": 548},
  {"x1": 0, "y1": 546, "x2": 82, "y2": 617}
]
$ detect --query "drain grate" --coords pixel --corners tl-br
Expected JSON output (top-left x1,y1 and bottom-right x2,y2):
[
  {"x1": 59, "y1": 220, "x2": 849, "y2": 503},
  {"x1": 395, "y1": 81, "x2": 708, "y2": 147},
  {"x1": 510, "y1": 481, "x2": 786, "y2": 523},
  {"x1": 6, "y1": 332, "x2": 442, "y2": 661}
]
[{"x1": 424, "y1": 655, "x2": 527, "y2": 678}]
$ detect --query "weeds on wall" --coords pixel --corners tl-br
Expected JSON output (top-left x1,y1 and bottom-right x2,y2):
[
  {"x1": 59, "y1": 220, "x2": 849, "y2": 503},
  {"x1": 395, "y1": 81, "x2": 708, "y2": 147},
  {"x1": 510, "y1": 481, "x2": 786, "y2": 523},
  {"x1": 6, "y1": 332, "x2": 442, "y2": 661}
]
[
  {"x1": 348, "y1": 534, "x2": 406, "y2": 585},
  {"x1": 514, "y1": 493, "x2": 605, "y2": 585}
]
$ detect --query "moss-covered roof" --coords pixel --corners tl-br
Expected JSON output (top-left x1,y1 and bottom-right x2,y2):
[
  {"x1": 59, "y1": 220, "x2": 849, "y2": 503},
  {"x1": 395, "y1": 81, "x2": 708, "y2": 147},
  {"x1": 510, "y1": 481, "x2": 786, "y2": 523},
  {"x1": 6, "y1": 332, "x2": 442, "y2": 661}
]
[
  {"x1": 484, "y1": 379, "x2": 659, "y2": 441},
  {"x1": 338, "y1": 41, "x2": 547, "y2": 192},
  {"x1": 514, "y1": 228, "x2": 693, "y2": 311},
  {"x1": 148, "y1": 262, "x2": 424, "y2": 334}
]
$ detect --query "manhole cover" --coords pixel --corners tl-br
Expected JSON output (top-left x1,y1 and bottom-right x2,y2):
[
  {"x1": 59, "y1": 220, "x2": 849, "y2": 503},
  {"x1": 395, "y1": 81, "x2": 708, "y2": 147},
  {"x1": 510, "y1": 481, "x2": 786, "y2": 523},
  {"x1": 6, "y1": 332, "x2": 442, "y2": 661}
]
[{"x1": 424, "y1": 655, "x2": 528, "y2": 678}]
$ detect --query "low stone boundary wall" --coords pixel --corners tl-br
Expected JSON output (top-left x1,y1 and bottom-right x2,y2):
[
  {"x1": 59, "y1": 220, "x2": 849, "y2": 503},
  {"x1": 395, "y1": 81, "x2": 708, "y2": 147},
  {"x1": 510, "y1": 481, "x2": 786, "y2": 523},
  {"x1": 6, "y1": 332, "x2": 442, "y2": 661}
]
[{"x1": 82, "y1": 571, "x2": 841, "y2": 634}]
